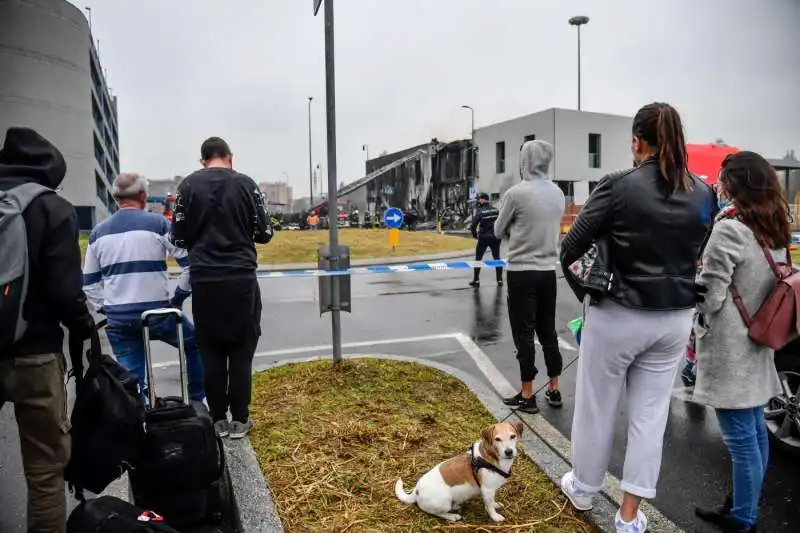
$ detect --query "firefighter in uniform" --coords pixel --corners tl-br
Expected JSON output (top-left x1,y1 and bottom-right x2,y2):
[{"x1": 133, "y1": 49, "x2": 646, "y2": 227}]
[{"x1": 469, "y1": 192, "x2": 503, "y2": 288}]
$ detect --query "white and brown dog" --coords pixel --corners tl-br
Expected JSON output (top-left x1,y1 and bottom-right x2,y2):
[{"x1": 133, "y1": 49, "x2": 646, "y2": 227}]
[{"x1": 394, "y1": 421, "x2": 523, "y2": 523}]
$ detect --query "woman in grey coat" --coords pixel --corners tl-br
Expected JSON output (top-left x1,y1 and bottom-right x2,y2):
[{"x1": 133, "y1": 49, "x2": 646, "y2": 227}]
[{"x1": 693, "y1": 151, "x2": 788, "y2": 533}]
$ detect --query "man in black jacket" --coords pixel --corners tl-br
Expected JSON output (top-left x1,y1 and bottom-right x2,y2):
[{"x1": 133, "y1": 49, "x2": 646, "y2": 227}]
[
  {"x1": 469, "y1": 193, "x2": 503, "y2": 287},
  {"x1": 171, "y1": 137, "x2": 272, "y2": 439},
  {"x1": 0, "y1": 127, "x2": 94, "y2": 533}
]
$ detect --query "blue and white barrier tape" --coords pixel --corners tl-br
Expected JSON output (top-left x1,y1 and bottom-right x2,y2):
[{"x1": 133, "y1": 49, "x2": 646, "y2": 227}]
[{"x1": 255, "y1": 259, "x2": 509, "y2": 279}]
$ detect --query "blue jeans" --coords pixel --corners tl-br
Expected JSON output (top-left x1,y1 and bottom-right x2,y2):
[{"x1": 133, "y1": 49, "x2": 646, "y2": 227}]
[
  {"x1": 715, "y1": 406, "x2": 769, "y2": 527},
  {"x1": 106, "y1": 315, "x2": 205, "y2": 403}
]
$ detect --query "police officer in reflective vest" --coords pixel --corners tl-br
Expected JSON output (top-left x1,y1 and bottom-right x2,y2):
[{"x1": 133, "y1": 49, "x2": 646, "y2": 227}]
[{"x1": 469, "y1": 192, "x2": 503, "y2": 288}]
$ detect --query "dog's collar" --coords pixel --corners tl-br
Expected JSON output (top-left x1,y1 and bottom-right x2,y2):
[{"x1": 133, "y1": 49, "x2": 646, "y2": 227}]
[{"x1": 469, "y1": 443, "x2": 511, "y2": 487}]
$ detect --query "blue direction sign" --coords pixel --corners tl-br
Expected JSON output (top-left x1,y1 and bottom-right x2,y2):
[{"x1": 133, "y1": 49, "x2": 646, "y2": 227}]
[{"x1": 383, "y1": 207, "x2": 404, "y2": 229}]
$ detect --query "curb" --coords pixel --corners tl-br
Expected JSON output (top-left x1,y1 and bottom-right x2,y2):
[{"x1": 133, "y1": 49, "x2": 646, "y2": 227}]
[
  {"x1": 223, "y1": 438, "x2": 284, "y2": 533},
  {"x1": 167, "y1": 250, "x2": 473, "y2": 274},
  {"x1": 227, "y1": 354, "x2": 618, "y2": 533}
]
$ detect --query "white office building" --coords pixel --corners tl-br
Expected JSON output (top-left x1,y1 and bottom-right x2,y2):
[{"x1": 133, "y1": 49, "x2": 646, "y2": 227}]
[
  {"x1": 474, "y1": 108, "x2": 633, "y2": 205},
  {"x1": 0, "y1": 0, "x2": 120, "y2": 229}
]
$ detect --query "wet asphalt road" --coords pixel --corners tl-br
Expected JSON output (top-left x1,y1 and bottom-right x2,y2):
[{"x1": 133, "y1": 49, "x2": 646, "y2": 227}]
[{"x1": 1, "y1": 260, "x2": 799, "y2": 532}]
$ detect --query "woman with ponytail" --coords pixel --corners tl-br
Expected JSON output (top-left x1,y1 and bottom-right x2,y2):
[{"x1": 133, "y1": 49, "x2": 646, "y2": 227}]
[{"x1": 559, "y1": 103, "x2": 717, "y2": 532}]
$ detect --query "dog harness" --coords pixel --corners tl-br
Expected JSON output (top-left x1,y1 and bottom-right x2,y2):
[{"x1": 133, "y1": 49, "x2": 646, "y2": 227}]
[{"x1": 469, "y1": 443, "x2": 511, "y2": 487}]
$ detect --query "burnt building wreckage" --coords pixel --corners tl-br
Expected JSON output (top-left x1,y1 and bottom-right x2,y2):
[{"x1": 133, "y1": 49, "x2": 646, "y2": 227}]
[{"x1": 333, "y1": 138, "x2": 477, "y2": 222}]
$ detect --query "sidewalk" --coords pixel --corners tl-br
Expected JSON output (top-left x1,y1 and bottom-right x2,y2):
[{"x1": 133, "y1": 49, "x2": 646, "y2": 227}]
[{"x1": 167, "y1": 250, "x2": 473, "y2": 274}]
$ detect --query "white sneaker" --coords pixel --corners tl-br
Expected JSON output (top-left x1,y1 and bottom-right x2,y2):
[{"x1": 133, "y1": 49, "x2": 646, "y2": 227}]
[
  {"x1": 615, "y1": 510, "x2": 648, "y2": 533},
  {"x1": 560, "y1": 471, "x2": 595, "y2": 511}
]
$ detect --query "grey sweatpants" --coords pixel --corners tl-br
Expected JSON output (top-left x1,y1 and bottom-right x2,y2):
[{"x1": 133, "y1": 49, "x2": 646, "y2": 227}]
[{"x1": 571, "y1": 298, "x2": 693, "y2": 499}]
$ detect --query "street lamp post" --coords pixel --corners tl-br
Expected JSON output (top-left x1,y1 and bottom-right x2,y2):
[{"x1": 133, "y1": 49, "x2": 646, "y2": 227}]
[
  {"x1": 568, "y1": 16, "x2": 590, "y2": 111},
  {"x1": 307, "y1": 96, "x2": 314, "y2": 208}
]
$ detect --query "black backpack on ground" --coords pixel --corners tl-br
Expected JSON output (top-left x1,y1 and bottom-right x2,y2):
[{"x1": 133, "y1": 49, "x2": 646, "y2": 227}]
[
  {"x1": 129, "y1": 309, "x2": 225, "y2": 527},
  {"x1": 65, "y1": 326, "x2": 145, "y2": 498},
  {"x1": 67, "y1": 496, "x2": 181, "y2": 533}
]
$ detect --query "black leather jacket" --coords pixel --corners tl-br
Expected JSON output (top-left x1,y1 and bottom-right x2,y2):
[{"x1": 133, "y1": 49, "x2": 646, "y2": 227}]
[{"x1": 560, "y1": 159, "x2": 717, "y2": 310}]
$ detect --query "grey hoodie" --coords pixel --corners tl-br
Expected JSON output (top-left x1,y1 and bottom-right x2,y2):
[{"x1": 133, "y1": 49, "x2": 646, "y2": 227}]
[{"x1": 494, "y1": 140, "x2": 565, "y2": 271}]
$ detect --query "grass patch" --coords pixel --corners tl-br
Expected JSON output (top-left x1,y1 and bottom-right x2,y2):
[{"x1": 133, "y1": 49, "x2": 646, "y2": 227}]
[
  {"x1": 79, "y1": 229, "x2": 472, "y2": 266},
  {"x1": 249, "y1": 359, "x2": 598, "y2": 533}
]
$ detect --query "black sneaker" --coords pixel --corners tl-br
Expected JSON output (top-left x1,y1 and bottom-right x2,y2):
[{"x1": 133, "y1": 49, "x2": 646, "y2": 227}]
[
  {"x1": 497, "y1": 279, "x2": 503, "y2": 287},
  {"x1": 545, "y1": 389, "x2": 563, "y2": 407},
  {"x1": 503, "y1": 392, "x2": 539, "y2": 414},
  {"x1": 503, "y1": 392, "x2": 525, "y2": 406},
  {"x1": 517, "y1": 395, "x2": 540, "y2": 414},
  {"x1": 469, "y1": 280, "x2": 480, "y2": 288}
]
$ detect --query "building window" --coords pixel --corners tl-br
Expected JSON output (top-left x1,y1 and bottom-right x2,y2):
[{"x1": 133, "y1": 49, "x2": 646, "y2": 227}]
[
  {"x1": 93, "y1": 134, "x2": 104, "y2": 167},
  {"x1": 95, "y1": 171, "x2": 106, "y2": 202},
  {"x1": 588, "y1": 133, "x2": 602, "y2": 168},
  {"x1": 495, "y1": 142, "x2": 506, "y2": 174}
]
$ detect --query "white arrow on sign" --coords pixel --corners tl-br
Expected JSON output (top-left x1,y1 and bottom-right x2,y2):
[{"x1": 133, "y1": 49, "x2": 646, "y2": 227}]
[{"x1": 386, "y1": 213, "x2": 402, "y2": 223}]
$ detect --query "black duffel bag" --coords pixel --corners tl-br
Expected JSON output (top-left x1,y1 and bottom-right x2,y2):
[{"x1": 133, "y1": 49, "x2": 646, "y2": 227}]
[{"x1": 67, "y1": 496, "x2": 180, "y2": 533}]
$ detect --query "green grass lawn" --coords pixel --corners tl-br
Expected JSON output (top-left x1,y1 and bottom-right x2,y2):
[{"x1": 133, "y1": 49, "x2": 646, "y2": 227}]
[
  {"x1": 249, "y1": 359, "x2": 599, "y2": 533},
  {"x1": 79, "y1": 229, "x2": 473, "y2": 266}
]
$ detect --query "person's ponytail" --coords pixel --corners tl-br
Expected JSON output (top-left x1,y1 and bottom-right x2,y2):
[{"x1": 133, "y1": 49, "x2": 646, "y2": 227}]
[
  {"x1": 633, "y1": 102, "x2": 691, "y2": 196},
  {"x1": 655, "y1": 105, "x2": 691, "y2": 193}
]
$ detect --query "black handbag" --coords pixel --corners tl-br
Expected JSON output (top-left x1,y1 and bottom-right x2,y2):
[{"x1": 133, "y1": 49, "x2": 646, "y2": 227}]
[{"x1": 566, "y1": 237, "x2": 614, "y2": 304}]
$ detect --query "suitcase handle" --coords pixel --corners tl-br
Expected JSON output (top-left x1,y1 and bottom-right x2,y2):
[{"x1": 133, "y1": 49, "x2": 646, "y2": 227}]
[{"x1": 141, "y1": 308, "x2": 189, "y2": 408}]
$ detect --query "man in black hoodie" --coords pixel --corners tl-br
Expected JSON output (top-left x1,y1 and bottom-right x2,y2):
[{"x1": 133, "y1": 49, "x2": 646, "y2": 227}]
[
  {"x1": 0, "y1": 127, "x2": 94, "y2": 533},
  {"x1": 171, "y1": 137, "x2": 271, "y2": 440}
]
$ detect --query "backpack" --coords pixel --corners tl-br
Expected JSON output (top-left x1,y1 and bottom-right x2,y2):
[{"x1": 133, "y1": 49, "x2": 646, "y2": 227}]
[
  {"x1": 0, "y1": 182, "x2": 52, "y2": 350},
  {"x1": 730, "y1": 245, "x2": 800, "y2": 350},
  {"x1": 65, "y1": 328, "x2": 146, "y2": 499}
]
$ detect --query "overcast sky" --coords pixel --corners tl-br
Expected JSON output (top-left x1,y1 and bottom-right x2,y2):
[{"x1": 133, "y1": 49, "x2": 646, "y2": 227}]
[{"x1": 73, "y1": 0, "x2": 799, "y2": 195}]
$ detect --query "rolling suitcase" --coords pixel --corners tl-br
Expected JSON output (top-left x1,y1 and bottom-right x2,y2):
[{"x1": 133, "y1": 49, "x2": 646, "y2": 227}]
[{"x1": 129, "y1": 308, "x2": 224, "y2": 527}]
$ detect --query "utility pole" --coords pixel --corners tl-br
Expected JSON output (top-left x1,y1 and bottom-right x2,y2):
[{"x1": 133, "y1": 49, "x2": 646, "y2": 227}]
[
  {"x1": 307, "y1": 96, "x2": 314, "y2": 207},
  {"x1": 569, "y1": 16, "x2": 590, "y2": 111}
]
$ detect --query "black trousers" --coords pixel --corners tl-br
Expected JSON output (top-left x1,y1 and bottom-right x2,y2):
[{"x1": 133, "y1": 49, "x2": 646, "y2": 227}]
[
  {"x1": 506, "y1": 270, "x2": 563, "y2": 382},
  {"x1": 474, "y1": 237, "x2": 503, "y2": 281},
  {"x1": 191, "y1": 277, "x2": 262, "y2": 423}
]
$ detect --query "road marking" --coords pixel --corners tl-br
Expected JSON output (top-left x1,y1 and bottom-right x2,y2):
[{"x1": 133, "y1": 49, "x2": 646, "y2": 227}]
[
  {"x1": 454, "y1": 333, "x2": 684, "y2": 533},
  {"x1": 151, "y1": 333, "x2": 458, "y2": 369}
]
